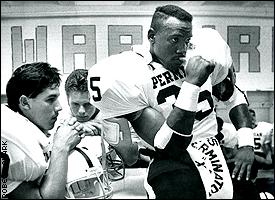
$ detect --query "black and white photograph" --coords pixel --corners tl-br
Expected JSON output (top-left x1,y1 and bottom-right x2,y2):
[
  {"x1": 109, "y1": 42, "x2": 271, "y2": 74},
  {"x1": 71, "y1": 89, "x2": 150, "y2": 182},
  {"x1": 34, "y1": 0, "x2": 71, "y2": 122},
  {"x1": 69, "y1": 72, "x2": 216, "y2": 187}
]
[{"x1": 1, "y1": 1, "x2": 274, "y2": 199}]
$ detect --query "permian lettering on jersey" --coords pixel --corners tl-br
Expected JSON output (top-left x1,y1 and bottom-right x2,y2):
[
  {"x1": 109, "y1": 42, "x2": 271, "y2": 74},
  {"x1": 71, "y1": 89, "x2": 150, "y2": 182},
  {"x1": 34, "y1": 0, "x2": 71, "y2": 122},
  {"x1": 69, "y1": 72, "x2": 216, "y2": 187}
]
[{"x1": 152, "y1": 70, "x2": 184, "y2": 89}]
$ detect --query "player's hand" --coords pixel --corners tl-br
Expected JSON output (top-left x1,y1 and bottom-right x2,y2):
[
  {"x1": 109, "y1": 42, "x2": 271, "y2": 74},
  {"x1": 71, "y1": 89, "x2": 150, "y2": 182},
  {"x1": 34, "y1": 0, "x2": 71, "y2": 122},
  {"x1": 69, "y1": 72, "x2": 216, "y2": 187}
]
[
  {"x1": 82, "y1": 121, "x2": 102, "y2": 136},
  {"x1": 53, "y1": 117, "x2": 84, "y2": 151},
  {"x1": 184, "y1": 56, "x2": 215, "y2": 87},
  {"x1": 227, "y1": 146, "x2": 254, "y2": 181}
]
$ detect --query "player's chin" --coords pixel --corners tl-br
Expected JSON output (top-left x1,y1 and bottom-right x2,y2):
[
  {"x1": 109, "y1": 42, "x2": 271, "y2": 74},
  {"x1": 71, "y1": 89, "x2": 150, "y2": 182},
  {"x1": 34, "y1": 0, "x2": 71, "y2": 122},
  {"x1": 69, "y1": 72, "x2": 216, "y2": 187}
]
[
  {"x1": 49, "y1": 117, "x2": 58, "y2": 128},
  {"x1": 167, "y1": 61, "x2": 182, "y2": 73},
  {"x1": 45, "y1": 123, "x2": 55, "y2": 131},
  {"x1": 76, "y1": 116, "x2": 89, "y2": 123}
]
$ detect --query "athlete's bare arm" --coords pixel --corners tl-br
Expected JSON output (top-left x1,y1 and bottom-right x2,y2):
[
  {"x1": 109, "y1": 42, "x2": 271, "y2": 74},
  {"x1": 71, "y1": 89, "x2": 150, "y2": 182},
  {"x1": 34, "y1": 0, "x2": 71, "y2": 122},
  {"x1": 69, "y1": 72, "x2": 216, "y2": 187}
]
[
  {"x1": 7, "y1": 119, "x2": 84, "y2": 199},
  {"x1": 125, "y1": 56, "x2": 214, "y2": 152},
  {"x1": 228, "y1": 104, "x2": 255, "y2": 180},
  {"x1": 124, "y1": 107, "x2": 165, "y2": 147},
  {"x1": 105, "y1": 117, "x2": 139, "y2": 166}
]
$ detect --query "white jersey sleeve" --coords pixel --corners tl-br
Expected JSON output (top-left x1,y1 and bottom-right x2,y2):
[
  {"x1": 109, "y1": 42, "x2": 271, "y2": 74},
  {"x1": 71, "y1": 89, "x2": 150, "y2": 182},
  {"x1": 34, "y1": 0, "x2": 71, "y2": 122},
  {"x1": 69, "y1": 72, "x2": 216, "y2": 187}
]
[
  {"x1": 1, "y1": 105, "x2": 50, "y2": 194},
  {"x1": 87, "y1": 51, "x2": 153, "y2": 120},
  {"x1": 220, "y1": 122, "x2": 238, "y2": 148}
]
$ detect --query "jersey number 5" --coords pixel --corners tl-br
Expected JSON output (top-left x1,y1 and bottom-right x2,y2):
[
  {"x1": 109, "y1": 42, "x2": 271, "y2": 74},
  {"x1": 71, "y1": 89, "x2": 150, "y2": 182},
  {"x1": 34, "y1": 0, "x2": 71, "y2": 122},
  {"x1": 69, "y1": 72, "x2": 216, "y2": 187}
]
[{"x1": 90, "y1": 77, "x2": 102, "y2": 101}]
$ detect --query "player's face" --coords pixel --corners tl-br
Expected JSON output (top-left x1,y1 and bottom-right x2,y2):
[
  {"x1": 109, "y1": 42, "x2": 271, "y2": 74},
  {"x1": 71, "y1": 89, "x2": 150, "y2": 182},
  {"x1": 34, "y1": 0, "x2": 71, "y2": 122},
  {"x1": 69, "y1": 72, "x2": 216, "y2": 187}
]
[
  {"x1": 27, "y1": 85, "x2": 62, "y2": 132},
  {"x1": 68, "y1": 91, "x2": 97, "y2": 122},
  {"x1": 152, "y1": 16, "x2": 192, "y2": 73}
]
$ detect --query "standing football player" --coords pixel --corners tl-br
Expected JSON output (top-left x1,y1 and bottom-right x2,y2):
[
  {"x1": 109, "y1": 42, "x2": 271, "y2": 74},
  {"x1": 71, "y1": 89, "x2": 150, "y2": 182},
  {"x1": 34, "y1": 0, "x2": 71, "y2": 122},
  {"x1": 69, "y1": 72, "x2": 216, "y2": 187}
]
[{"x1": 87, "y1": 5, "x2": 255, "y2": 199}]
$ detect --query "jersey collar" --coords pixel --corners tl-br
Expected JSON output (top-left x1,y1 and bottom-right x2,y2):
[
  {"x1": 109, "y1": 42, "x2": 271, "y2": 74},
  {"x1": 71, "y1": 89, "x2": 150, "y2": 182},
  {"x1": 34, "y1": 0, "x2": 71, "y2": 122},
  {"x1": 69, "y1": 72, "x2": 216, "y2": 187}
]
[{"x1": 131, "y1": 42, "x2": 153, "y2": 65}]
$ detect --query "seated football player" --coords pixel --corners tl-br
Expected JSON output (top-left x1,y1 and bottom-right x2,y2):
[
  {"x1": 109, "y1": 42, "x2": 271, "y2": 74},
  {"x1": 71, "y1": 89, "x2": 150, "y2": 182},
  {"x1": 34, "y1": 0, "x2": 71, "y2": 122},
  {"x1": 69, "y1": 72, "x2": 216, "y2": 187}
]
[
  {"x1": 58, "y1": 69, "x2": 139, "y2": 168},
  {"x1": 1, "y1": 62, "x2": 84, "y2": 199}
]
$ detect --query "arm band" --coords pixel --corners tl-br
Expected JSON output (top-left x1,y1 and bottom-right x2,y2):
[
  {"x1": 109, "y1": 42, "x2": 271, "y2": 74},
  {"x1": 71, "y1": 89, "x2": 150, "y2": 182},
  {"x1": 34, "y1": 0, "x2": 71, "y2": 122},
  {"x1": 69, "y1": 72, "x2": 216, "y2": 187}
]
[
  {"x1": 154, "y1": 121, "x2": 192, "y2": 149},
  {"x1": 237, "y1": 127, "x2": 254, "y2": 147},
  {"x1": 174, "y1": 81, "x2": 200, "y2": 112}
]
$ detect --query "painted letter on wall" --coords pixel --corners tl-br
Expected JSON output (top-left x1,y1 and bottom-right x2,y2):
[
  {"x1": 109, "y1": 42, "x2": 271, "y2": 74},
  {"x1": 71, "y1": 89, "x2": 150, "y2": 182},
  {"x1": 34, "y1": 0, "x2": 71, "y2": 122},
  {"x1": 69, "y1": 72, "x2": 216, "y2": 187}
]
[
  {"x1": 62, "y1": 25, "x2": 96, "y2": 74},
  {"x1": 228, "y1": 26, "x2": 260, "y2": 72},
  {"x1": 11, "y1": 26, "x2": 47, "y2": 71},
  {"x1": 108, "y1": 25, "x2": 143, "y2": 56}
]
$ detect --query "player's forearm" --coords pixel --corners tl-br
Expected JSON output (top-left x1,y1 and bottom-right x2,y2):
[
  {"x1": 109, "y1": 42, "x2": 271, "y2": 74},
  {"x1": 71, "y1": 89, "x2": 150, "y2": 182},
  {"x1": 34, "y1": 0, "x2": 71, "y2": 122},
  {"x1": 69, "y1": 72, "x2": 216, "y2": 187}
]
[
  {"x1": 229, "y1": 103, "x2": 254, "y2": 181},
  {"x1": 107, "y1": 117, "x2": 139, "y2": 166},
  {"x1": 166, "y1": 81, "x2": 200, "y2": 135},
  {"x1": 128, "y1": 108, "x2": 165, "y2": 147},
  {"x1": 115, "y1": 142, "x2": 139, "y2": 166},
  {"x1": 230, "y1": 104, "x2": 254, "y2": 148},
  {"x1": 126, "y1": 142, "x2": 139, "y2": 166},
  {"x1": 167, "y1": 107, "x2": 196, "y2": 135},
  {"x1": 39, "y1": 147, "x2": 70, "y2": 199},
  {"x1": 229, "y1": 104, "x2": 252, "y2": 130},
  {"x1": 255, "y1": 154, "x2": 272, "y2": 165},
  {"x1": 153, "y1": 81, "x2": 200, "y2": 151},
  {"x1": 153, "y1": 108, "x2": 195, "y2": 151}
]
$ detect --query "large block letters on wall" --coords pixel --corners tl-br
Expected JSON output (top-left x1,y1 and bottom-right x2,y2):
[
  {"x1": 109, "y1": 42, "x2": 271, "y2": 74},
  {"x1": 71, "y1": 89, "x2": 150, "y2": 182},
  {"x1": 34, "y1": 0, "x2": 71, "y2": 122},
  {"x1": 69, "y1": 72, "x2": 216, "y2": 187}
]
[{"x1": 10, "y1": 25, "x2": 274, "y2": 74}]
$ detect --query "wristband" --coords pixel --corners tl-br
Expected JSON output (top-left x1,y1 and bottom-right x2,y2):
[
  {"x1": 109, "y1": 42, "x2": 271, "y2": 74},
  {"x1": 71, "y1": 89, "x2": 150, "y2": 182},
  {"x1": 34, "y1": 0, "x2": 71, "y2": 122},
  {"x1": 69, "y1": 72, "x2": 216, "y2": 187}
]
[
  {"x1": 237, "y1": 127, "x2": 254, "y2": 147},
  {"x1": 174, "y1": 81, "x2": 200, "y2": 112},
  {"x1": 154, "y1": 121, "x2": 192, "y2": 149}
]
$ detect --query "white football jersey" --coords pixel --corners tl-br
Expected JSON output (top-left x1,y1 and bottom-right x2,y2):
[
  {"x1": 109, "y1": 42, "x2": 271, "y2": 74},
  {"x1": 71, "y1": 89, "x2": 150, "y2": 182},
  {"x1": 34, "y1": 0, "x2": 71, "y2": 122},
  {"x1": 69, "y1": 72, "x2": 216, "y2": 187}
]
[
  {"x1": 220, "y1": 122, "x2": 238, "y2": 148},
  {"x1": 1, "y1": 104, "x2": 50, "y2": 194},
  {"x1": 87, "y1": 28, "x2": 245, "y2": 198},
  {"x1": 253, "y1": 121, "x2": 274, "y2": 154},
  {"x1": 88, "y1": 50, "x2": 152, "y2": 120},
  {"x1": 219, "y1": 121, "x2": 274, "y2": 155}
]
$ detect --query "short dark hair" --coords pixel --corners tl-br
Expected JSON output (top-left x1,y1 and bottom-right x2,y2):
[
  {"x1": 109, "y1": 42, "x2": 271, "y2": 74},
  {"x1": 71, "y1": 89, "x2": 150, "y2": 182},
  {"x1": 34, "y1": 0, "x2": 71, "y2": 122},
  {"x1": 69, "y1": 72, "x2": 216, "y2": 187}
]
[
  {"x1": 6, "y1": 62, "x2": 61, "y2": 112},
  {"x1": 150, "y1": 4, "x2": 193, "y2": 32},
  {"x1": 65, "y1": 69, "x2": 88, "y2": 96}
]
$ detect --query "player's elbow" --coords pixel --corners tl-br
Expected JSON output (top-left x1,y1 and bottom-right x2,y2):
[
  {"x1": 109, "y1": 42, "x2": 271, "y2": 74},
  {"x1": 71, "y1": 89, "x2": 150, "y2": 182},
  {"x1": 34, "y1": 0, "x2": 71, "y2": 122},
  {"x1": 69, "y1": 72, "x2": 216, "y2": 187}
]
[
  {"x1": 124, "y1": 153, "x2": 139, "y2": 166},
  {"x1": 115, "y1": 143, "x2": 139, "y2": 166},
  {"x1": 229, "y1": 104, "x2": 252, "y2": 129}
]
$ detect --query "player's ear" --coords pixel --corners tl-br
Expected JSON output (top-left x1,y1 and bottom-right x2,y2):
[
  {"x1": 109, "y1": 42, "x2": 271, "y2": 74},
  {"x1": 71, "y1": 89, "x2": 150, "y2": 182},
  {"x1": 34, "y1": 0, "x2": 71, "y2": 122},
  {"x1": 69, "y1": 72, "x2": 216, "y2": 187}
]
[
  {"x1": 148, "y1": 28, "x2": 156, "y2": 43},
  {"x1": 19, "y1": 95, "x2": 31, "y2": 110}
]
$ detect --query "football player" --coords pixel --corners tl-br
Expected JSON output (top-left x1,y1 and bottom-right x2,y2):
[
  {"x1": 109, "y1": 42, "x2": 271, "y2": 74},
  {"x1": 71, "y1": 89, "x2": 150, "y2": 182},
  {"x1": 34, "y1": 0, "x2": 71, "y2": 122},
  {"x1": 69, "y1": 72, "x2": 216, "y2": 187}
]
[
  {"x1": 249, "y1": 109, "x2": 274, "y2": 196},
  {"x1": 249, "y1": 108, "x2": 273, "y2": 168},
  {"x1": 60, "y1": 69, "x2": 139, "y2": 167},
  {"x1": 87, "y1": 5, "x2": 254, "y2": 199},
  {"x1": 1, "y1": 62, "x2": 84, "y2": 198}
]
